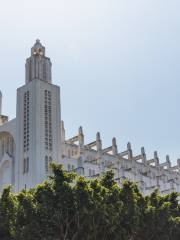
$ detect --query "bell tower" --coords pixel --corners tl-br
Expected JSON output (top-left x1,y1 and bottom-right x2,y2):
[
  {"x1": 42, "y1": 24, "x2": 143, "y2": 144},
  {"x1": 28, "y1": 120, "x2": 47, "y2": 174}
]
[
  {"x1": 25, "y1": 39, "x2": 52, "y2": 84},
  {"x1": 15, "y1": 40, "x2": 61, "y2": 191}
]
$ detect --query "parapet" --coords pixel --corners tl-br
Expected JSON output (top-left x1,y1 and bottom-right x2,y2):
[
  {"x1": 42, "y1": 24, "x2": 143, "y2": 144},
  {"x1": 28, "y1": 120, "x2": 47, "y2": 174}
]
[{"x1": 62, "y1": 121, "x2": 180, "y2": 175}]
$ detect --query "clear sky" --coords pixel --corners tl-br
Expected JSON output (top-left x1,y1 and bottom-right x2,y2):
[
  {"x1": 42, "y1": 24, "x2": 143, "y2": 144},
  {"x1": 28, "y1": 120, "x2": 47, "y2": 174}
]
[{"x1": 0, "y1": 0, "x2": 180, "y2": 165}]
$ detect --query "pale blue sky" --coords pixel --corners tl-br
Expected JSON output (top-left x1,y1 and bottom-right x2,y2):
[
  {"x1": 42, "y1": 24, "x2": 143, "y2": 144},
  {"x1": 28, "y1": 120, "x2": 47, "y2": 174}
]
[{"x1": 0, "y1": 0, "x2": 180, "y2": 164}]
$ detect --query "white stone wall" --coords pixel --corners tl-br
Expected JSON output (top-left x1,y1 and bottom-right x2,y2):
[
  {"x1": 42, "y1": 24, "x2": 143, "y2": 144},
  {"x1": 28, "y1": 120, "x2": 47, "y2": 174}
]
[
  {"x1": 0, "y1": 119, "x2": 16, "y2": 191},
  {"x1": 15, "y1": 79, "x2": 61, "y2": 191}
]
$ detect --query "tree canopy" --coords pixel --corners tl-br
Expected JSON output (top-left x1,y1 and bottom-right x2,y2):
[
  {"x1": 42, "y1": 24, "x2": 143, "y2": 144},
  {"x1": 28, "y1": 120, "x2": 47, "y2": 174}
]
[{"x1": 0, "y1": 164, "x2": 180, "y2": 240}]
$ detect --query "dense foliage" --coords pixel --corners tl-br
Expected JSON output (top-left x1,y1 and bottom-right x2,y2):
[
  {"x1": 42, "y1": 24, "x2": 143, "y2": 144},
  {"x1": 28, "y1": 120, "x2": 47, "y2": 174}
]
[{"x1": 0, "y1": 164, "x2": 180, "y2": 240}]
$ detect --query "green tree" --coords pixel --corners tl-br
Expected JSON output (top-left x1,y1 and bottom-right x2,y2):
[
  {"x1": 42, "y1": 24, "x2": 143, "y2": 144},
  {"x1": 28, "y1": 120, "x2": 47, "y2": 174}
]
[
  {"x1": 0, "y1": 164, "x2": 179, "y2": 240},
  {"x1": 0, "y1": 186, "x2": 16, "y2": 240}
]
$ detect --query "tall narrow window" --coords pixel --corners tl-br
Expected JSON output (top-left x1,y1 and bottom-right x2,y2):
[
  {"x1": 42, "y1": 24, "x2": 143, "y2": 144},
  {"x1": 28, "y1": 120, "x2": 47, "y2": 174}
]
[
  {"x1": 23, "y1": 157, "x2": 29, "y2": 174},
  {"x1": 45, "y1": 156, "x2": 53, "y2": 173},
  {"x1": 26, "y1": 157, "x2": 29, "y2": 173},
  {"x1": 44, "y1": 90, "x2": 52, "y2": 150},
  {"x1": 45, "y1": 156, "x2": 49, "y2": 172},
  {"x1": 24, "y1": 91, "x2": 30, "y2": 152},
  {"x1": 23, "y1": 158, "x2": 26, "y2": 173}
]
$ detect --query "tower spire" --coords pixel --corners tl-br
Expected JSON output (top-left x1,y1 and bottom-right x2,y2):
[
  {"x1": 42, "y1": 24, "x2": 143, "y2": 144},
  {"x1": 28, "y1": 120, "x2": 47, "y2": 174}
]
[{"x1": 25, "y1": 39, "x2": 52, "y2": 84}]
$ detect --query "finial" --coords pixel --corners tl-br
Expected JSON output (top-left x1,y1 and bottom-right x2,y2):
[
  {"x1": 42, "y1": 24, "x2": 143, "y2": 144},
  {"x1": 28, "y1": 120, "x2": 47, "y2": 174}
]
[
  {"x1": 141, "y1": 147, "x2": 146, "y2": 163},
  {"x1": 141, "y1": 147, "x2": 145, "y2": 155},
  {"x1": 154, "y1": 151, "x2": 158, "y2": 159},
  {"x1": 166, "y1": 155, "x2": 170, "y2": 162},
  {"x1": 96, "y1": 132, "x2": 101, "y2": 141},
  {"x1": 79, "y1": 126, "x2": 83, "y2": 135},
  {"x1": 127, "y1": 142, "x2": 133, "y2": 159},
  {"x1": 33, "y1": 39, "x2": 43, "y2": 47},
  {"x1": 112, "y1": 137, "x2": 118, "y2": 155},
  {"x1": 177, "y1": 159, "x2": 180, "y2": 167},
  {"x1": 78, "y1": 126, "x2": 84, "y2": 147},
  {"x1": 165, "y1": 155, "x2": 171, "y2": 168},
  {"x1": 154, "y1": 151, "x2": 159, "y2": 166},
  {"x1": 127, "y1": 142, "x2": 131, "y2": 150},
  {"x1": 96, "y1": 132, "x2": 102, "y2": 151},
  {"x1": 112, "y1": 137, "x2": 116, "y2": 146}
]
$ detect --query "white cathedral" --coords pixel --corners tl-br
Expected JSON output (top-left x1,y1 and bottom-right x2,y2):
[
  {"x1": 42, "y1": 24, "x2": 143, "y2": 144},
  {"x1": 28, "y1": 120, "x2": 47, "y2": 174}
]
[{"x1": 0, "y1": 40, "x2": 180, "y2": 194}]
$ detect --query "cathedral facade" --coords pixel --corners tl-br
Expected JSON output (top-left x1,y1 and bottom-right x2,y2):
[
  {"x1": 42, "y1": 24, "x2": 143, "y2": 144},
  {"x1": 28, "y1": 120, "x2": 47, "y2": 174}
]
[{"x1": 0, "y1": 40, "x2": 180, "y2": 194}]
